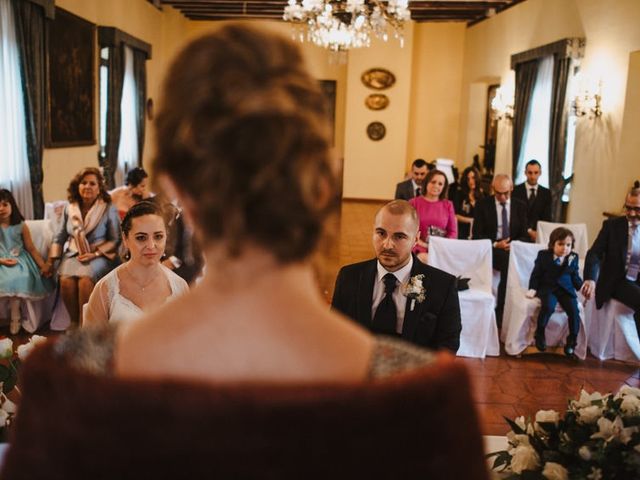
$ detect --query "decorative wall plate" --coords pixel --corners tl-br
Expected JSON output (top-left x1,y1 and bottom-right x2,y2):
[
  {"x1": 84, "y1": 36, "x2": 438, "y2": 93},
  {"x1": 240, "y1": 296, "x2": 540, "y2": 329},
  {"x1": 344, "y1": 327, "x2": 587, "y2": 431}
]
[
  {"x1": 366, "y1": 121, "x2": 386, "y2": 141},
  {"x1": 365, "y1": 93, "x2": 389, "y2": 111},
  {"x1": 361, "y1": 68, "x2": 396, "y2": 90}
]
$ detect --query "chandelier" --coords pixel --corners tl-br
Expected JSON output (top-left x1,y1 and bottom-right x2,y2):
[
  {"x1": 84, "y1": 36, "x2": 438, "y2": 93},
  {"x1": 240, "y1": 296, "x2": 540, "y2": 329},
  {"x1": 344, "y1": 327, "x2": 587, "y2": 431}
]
[{"x1": 283, "y1": 0, "x2": 411, "y2": 52}]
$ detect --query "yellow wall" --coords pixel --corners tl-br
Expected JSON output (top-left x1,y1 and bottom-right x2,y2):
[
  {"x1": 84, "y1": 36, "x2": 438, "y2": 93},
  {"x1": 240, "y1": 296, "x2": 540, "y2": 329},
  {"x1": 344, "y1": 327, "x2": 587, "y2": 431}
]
[
  {"x1": 460, "y1": 0, "x2": 640, "y2": 238},
  {"x1": 42, "y1": 0, "x2": 189, "y2": 202},
  {"x1": 407, "y1": 23, "x2": 466, "y2": 173}
]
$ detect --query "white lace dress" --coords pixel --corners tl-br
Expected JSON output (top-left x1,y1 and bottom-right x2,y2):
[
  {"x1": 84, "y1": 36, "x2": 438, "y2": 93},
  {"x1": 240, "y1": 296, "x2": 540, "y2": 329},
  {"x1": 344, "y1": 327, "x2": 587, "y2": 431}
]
[{"x1": 86, "y1": 264, "x2": 189, "y2": 325}]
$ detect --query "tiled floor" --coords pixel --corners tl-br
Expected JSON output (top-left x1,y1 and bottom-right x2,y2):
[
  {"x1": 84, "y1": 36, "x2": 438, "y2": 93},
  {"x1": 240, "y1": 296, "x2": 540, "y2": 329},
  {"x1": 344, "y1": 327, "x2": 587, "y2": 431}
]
[{"x1": 325, "y1": 200, "x2": 640, "y2": 435}]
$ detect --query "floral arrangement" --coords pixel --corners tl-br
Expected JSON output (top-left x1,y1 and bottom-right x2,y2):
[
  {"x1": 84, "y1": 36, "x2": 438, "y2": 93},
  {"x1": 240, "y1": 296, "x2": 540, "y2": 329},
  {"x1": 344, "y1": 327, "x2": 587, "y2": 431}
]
[
  {"x1": 488, "y1": 386, "x2": 640, "y2": 479},
  {"x1": 401, "y1": 274, "x2": 425, "y2": 311},
  {"x1": 0, "y1": 335, "x2": 46, "y2": 440}
]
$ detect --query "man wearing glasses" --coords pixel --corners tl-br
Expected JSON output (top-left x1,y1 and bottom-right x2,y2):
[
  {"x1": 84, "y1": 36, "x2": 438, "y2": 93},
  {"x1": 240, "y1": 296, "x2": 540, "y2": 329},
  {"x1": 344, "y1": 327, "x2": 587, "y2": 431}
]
[
  {"x1": 473, "y1": 174, "x2": 530, "y2": 325},
  {"x1": 583, "y1": 183, "x2": 640, "y2": 335}
]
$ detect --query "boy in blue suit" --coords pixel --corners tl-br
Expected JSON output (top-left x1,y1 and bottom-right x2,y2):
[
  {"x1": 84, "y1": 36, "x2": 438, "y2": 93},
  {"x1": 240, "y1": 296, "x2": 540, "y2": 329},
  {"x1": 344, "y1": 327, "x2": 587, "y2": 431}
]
[{"x1": 526, "y1": 227, "x2": 584, "y2": 356}]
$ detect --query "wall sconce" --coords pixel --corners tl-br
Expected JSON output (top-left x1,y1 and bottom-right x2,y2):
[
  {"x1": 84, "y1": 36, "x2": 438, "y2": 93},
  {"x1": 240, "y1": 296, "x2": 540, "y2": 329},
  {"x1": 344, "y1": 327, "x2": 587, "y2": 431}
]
[
  {"x1": 491, "y1": 86, "x2": 514, "y2": 121},
  {"x1": 572, "y1": 76, "x2": 602, "y2": 119}
]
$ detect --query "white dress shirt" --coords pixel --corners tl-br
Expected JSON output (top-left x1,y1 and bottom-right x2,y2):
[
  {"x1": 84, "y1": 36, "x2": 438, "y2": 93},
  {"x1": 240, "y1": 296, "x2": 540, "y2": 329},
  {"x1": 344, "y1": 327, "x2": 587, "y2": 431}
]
[
  {"x1": 626, "y1": 223, "x2": 640, "y2": 281},
  {"x1": 372, "y1": 256, "x2": 413, "y2": 334}
]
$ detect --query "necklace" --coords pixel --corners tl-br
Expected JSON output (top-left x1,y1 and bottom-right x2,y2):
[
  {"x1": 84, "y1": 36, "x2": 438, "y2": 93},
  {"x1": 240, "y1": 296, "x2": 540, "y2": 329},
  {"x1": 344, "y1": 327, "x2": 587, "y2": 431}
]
[{"x1": 124, "y1": 265, "x2": 158, "y2": 292}]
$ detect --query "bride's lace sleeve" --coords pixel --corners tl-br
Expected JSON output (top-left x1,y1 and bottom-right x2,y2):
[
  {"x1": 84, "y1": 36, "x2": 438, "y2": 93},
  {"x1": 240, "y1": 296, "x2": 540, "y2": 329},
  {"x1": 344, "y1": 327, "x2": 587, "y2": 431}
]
[{"x1": 83, "y1": 274, "x2": 113, "y2": 327}]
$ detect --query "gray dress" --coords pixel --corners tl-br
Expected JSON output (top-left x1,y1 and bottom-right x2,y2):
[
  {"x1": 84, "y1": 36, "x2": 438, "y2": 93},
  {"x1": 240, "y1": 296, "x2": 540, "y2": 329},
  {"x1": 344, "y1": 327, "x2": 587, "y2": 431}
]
[{"x1": 54, "y1": 203, "x2": 121, "y2": 282}]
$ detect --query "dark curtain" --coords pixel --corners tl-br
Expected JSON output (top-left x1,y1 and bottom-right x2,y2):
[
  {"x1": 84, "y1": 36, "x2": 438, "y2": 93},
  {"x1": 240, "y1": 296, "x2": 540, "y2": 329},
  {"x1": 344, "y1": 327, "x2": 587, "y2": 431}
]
[
  {"x1": 102, "y1": 44, "x2": 124, "y2": 189},
  {"x1": 12, "y1": 0, "x2": 46, "y2": 219},
  {"x1": 132, "y1": 48, "x2": 147, "y2": 164},
  {"x1": 548, "y1": 55, "x2": 572, "y2": 222},
  {"x1": 512, "y1": 59, "x2": 539, "y2": 178}
]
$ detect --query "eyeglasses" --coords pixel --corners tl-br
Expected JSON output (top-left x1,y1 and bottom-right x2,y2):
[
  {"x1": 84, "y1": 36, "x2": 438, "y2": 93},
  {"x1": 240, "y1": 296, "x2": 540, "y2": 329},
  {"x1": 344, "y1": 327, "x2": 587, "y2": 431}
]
[{"x1": 624, "y1": 205, "x2": 640, "y2": 213}]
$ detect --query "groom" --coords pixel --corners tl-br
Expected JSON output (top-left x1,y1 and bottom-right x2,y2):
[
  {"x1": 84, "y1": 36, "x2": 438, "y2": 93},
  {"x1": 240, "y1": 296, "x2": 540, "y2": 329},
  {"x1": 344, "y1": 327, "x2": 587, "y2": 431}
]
[{"x1": 331, "y1": 200, "x2": 461, "y2": 352}]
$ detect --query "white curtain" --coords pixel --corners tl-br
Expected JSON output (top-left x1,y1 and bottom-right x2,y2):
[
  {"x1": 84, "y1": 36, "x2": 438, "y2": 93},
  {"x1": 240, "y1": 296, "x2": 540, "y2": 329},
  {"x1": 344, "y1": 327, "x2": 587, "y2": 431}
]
[
  {"x1": 115, "y1": 45, "x2": 139, "y2": 187},
  {"x1": 515, "y1": 55, "x2": 554, "y2": 188},
  {"x1": 0, "y1": 0, "x2": 33, "y2": 218}
]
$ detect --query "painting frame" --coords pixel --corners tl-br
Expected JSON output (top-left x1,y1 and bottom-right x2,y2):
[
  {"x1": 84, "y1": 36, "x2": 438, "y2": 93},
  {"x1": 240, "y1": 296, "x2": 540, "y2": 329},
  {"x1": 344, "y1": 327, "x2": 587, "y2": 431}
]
[{"x1": 45, "y1": 8, "x2": 96, "y2": 148}]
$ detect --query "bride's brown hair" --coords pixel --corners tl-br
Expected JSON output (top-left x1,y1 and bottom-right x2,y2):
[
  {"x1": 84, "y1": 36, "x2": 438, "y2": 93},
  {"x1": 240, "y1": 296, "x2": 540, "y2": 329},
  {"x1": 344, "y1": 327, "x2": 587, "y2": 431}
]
[{"x1": 153, "y1": 24, "x2": 337, "y2": 263}]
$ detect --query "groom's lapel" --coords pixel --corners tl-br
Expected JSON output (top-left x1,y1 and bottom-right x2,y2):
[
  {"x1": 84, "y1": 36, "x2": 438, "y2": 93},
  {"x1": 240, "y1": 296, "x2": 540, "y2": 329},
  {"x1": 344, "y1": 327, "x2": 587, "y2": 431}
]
[
  {"x1": 357, "y1": 260, "x2": 377, "y2": 325},
  {"x1": 401, "y1": 259, "x2": 430, "y2": 340}
]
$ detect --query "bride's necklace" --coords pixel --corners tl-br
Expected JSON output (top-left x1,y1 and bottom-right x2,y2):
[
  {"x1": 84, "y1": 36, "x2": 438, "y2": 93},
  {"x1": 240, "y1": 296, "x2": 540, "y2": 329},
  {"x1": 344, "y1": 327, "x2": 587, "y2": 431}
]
[{"x1": 124, "y1": 265, "x2": 158, "y2": 292}]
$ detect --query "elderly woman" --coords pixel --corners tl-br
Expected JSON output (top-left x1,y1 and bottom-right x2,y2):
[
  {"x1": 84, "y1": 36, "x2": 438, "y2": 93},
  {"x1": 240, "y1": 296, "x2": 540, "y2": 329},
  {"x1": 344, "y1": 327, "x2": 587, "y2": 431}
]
[
  {"x1": 47, "y1": 167, "x2": 120, "y2": 327},
  {"x1": 409, "y1": 169, "x2": 457, "y2": 263}
]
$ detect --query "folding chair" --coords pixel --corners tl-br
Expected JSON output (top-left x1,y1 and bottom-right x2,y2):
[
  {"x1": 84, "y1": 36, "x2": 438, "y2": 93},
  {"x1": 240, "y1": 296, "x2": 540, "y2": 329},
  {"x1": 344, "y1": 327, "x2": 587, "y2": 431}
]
[{"x1": 428, "y1": 237, "x2": 499, "y2": 358}]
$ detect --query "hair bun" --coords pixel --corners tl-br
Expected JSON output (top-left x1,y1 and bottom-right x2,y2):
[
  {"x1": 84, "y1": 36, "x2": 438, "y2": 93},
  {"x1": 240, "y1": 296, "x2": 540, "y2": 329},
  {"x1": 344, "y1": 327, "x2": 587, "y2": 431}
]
[{"x1": 634, "y1": 180, "x2": 640, "y2": 189}]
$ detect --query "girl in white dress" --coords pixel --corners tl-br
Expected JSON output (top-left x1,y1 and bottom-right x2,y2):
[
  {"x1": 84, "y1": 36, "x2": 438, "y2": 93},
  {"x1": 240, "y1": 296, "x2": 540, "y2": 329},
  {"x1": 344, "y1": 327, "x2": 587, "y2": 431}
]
[{"x1": 84, "y1": 201, "x2": 188, "y2": 326}]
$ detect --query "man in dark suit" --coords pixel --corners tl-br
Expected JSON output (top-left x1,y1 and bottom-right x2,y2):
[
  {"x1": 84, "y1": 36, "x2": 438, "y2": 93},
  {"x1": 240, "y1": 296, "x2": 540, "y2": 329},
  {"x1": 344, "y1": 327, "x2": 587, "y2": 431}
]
[
  {"x1": 512, "y1": 159, "x2": 552, "y2": 241},
  {"x1": 331, "y1": 200, "x2": 461, "y2": 352},
  {"x1": 472, "y1": 174, "x2": 529, "y2": 325},
  {"x1": 582, "y1": 185, "x2": 640, "y2": 336},
  {"x1": 394, "y1": 159, "x2": 429, "y2": 200}
]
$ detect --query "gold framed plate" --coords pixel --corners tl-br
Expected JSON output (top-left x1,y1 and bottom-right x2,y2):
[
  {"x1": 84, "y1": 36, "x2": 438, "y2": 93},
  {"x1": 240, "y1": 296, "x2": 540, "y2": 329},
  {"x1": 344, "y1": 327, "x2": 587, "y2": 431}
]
[
  {"x1": 365, "y1": 93, "x2": 389, "y2": 111},
  {"x1": 366, "y1": 121, "x2": 386, "y2": 141},
  {"x1": 361, "y1": 68, "x2": 396, "y2": 90}
]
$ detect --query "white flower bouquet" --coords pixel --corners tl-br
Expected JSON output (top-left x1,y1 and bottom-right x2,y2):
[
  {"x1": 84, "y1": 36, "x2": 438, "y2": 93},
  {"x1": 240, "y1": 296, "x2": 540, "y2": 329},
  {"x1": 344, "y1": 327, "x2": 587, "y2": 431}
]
[
  {"x1": 0, "y1": 335, "x2": 46, "y2": 440},
  {"x1": 401, "y1": 274, "x2": 426, "y2": 311},
  {"x1": 488, "y1": 387, "x2": 640, "y2": 479}
]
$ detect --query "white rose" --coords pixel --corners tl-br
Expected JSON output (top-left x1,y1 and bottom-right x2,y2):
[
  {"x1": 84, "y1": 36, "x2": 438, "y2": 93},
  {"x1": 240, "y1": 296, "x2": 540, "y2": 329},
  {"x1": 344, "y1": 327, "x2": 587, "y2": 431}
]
[
  {"x1": 16, "y1": 335, "x2": 47, "y2": 361},
  {"x1": 542, "y1": 462, "x2": 568, "y2": 480},
  {"x1": 578, "y1": 405, "x2": 603, "y2": 424},
  {"x1": 620, "y1": 394, "x2": 640, "y2": 416},
  {"x1": 507, "y1": 433, "x2": 531, "y2": 447},
  {"x1": 618, "y1": 385, "x2": 640, "y2": 398},
  {"x1": 1, "y1": 397, "x2": 17, "y2": 414},
  {"x1": 0, "y1": 338, "x2": 13, "y2": 360},
  {"x1": 579, "y1": 446, "x2": 592, "y2": 461},
  {"x1": 572, "y1": 390, "x2": 606, "y2": 409},
  {"x1": 0, "y1": 409, "x2": 8, "y2": 427},
  {"x1": 510, "y1": 445, "x2": 540, "y2": 474},
  {"x1": 536, "y1": 410, "x2": 560, "y2": 424}
]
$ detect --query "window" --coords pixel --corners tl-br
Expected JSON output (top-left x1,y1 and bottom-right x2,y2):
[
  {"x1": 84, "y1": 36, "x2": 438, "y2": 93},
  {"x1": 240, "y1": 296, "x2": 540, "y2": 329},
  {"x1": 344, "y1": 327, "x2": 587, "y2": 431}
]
[{"x1": 0, "y1": 0, "x2": 33, "y2": 218}]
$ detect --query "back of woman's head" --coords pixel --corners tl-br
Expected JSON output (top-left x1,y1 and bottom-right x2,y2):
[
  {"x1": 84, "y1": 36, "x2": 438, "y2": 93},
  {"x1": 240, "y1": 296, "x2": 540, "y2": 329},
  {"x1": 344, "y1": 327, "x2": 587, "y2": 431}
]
[
  {"x1": 125, "y1": 168, "x2": 148, "y2": 187},
  {"x1": 0, "y1": 189, "x2": 24, "y2": 225},
  {"x1": 153, "y1": 24, "x2": 336, "y2": 263}
]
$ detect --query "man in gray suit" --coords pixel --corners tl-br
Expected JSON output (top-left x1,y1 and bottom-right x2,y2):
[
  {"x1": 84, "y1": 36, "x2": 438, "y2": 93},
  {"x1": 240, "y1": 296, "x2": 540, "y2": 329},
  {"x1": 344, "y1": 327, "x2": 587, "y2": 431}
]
[{"x1": 394, "y1": 159, "x2": 429, "y2": 200}]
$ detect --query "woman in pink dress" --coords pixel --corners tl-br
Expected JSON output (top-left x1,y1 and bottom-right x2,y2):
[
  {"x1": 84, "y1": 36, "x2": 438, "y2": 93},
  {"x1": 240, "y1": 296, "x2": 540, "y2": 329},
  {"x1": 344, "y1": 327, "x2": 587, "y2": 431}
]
[{"x1": 409, "y1": 169, "x2": 457, "y2": 263}]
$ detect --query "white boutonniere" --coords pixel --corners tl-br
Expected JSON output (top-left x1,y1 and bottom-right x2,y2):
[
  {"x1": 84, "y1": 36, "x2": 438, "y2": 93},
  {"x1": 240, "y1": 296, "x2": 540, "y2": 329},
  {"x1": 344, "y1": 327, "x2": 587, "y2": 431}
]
[
  {"x1": 568, "y1": 253, "x2": 577, "y2": 265},
  {"x1": 401, "y1": 274, "x2": 426, "y2": 311}
]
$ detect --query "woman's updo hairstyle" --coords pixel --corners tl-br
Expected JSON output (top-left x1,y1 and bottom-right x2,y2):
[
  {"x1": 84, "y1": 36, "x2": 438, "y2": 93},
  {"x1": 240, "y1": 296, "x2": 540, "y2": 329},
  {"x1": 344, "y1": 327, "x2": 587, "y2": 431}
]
[
  {"x1": 153, "y1": 24, "x2": 337, "y2": 263},
  {"x1": 121, "y1": 201, "x2": 165, "y2": 237}
]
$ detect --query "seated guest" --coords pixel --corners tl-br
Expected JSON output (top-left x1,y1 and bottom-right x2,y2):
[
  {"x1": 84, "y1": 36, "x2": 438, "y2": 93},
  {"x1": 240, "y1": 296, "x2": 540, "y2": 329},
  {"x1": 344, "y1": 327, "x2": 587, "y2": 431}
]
[
  {"x1": 512, "y1": 159, "x2": 551, "y2": 241},
  {"x1": 84, "y1": 201, "x2": 188, "y2": 327},
  {"x1": 332, "y1": 200, "x2": 461, "y2": 352},
  {"x1": 473, "y1": 174, "x2": 529, "y2": 325},
  {"x1": 526, "y1": 227, "x2": 583, "y2": 356},
  {"x1": 1, "y1": 26, "x2": 487, "y2": 480},
  {"x1": 47, "y1": 167, "x2": 121, "y2": 328},
  {"x1": 409, "y1": 169, "x2": 457, "y2": 263},
  {"x1": 109, "y1": 167, "x2": 153, "y2": 220},
  {"x1": 582, "y1": 182, "x2": 640, "y2": 337},
  {"x1": 394, "y1": 158, "x2": 428, "y2": 200},
  {"x1": 453, "y1": 166, "x2": 484, "y2": 239}
]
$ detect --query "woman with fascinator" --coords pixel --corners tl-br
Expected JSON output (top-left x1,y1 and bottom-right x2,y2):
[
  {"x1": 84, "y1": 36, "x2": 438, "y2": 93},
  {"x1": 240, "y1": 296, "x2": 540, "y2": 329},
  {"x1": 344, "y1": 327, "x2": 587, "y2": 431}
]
[{"x1": 47, "y1": 167, "x2": 121, "y2": 327}]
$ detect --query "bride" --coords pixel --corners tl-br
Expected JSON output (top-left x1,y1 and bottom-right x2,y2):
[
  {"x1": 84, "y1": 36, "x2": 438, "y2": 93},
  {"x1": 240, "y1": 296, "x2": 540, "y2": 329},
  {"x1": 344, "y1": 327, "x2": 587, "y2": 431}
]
[{"x1": 84, "y1": 201, "x2": 188, "y2": 326}]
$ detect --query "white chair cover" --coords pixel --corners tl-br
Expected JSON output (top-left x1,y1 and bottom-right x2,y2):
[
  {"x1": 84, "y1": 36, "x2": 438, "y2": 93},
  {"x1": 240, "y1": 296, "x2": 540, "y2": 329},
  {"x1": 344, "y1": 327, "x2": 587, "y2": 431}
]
[
  {"x1": 585, "y1": 299, "x2": 640, "y2": 363},
  {"x1": 428, "y1": 237, "x2": 499, "y2": 358},
  {"x1": 536, "y1": 221, "x2": 589, "y2": 258},
  {"x1": 44, "y1": 200, "x2": 68, "y2": 237},
  {"x1": 502, "y1": 240, "x2": 587, "y2": 359}
]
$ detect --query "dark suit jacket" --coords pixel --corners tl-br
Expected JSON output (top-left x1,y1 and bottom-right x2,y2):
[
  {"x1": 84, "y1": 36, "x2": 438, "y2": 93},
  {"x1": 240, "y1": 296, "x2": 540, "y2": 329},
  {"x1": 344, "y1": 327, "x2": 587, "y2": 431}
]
[
  {"x1": 331, "y1": 256, "x2": 461, "y2": 352},
  {"x1": 472, "y1": 196, "x2": 529, "y2": 242},
  {"x1": 584, "y1": 216, "x2": 630, "y2": 308},
  {"x1": 395, "y1": 179, "x2": 417, "y2": 201},
  {"x1": 529, "y1": 250, "x2": 582, "y2": 297},
  {"x1": 512, "y1": 183, "x2": 552, "y2": 230}
]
